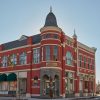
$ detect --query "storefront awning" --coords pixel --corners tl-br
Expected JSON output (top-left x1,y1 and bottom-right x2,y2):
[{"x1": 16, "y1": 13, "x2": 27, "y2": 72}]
[
  {"x1": 7, "y1": 73, "x2": 17, "y2": 81},
  {"x1": 0, "y1": 74, "x2": 7, "y2": 82}
]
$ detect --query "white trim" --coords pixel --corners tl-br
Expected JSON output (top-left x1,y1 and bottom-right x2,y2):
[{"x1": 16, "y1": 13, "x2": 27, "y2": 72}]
[
  {"x1": 41, "y1": 67, "x2": 62, "y2": 70},
  {"x1": 41, "y1": 38, "x2": 61, "y2": 42},
  {"x1": 65, "y1": 69, "x2": 75, "y2": 72},
  {"x1": 0, "y1": 45, "x2": 31, "y2": 53},
  {"x1": 32, "y1": 47, "x2": 40, "y2": 49},
  {"x1": 0, "y1": 69, "x2": 30, "y2": 73},
  {"x1": 41, "y1": 60, "x2": 61, "y2": 63},
  {"x1": 32, "y1": 43, "x2": 40, "y2": 46},
  {"x1": 41, "y1": 32, "x2": 60, "y2": 35},
  {"x1": 65, "y1": 64, "x2": 74, "y2": 67},
  {"x1": 40, "y1": 26, "x2": 62, "y2": 33},
  {"x1": 31, "y1": 78, "x2": 40, "y2": 80},
  {"x1": 40, "y1": 44, "x2": 61, "y2": 47},
  {"x1": 32, "y1": 67, "x2": 62, "y2": 70},
  {"x1": 32, "y1": 68, "x2": 40, "y2": 71},
  {"x1": 17, "y1": 63, "x2": 31, "y2": 66}
]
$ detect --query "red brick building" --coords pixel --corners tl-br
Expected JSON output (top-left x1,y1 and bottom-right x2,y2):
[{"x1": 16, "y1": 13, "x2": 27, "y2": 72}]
[{"x1": 0, "y1": 10, "x2": 97, "y2": 98}]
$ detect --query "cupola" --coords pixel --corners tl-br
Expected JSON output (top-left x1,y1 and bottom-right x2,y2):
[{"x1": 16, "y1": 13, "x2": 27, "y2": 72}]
[
  {"x1": 40, "y1": 7, "x2": 62, "y2": 33},
  {"x1": 44, "y1": 8, "x2": 58, "y2": 27}
]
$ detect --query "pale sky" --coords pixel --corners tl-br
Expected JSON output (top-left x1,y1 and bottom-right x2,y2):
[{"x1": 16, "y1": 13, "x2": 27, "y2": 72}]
[{"x1": 0, "y1": 0, "x2": 100, "y2": 83}]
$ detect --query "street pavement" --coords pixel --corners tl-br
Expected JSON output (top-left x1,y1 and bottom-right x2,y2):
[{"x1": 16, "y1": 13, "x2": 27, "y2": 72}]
[{"x1": 0, "y1": 96, "x2": 100, "y2": 100}]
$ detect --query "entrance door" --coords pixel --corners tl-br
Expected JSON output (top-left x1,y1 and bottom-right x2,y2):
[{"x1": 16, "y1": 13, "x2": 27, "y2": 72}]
[{"x1": 42, "y1": 74, "x2": 59, "y2": 97}]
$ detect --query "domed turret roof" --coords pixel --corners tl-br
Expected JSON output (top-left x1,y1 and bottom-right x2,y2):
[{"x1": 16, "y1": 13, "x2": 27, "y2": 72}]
[{"x1": 44, "y1": 11, "x2": 58, "y2": 27}]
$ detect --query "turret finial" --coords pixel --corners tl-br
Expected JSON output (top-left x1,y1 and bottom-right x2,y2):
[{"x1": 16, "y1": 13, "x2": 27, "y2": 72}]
[
  {"x1": 74, "y1": 29, "x2": 76, "y2": 34},
  {"x1": 50, "y1": 6, "x2": 52, "y2": 12},
  {"x1": 73, "y1": 28, "x2": 77, "y2": 38}
]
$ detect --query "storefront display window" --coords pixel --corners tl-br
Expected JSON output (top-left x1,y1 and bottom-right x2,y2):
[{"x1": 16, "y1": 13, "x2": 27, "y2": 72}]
[{"x1": 9, "y1": 81, "x2": 17, "y2": 91}]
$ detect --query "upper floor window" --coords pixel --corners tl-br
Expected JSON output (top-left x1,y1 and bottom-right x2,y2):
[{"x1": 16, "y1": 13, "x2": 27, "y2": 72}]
[
  {"x1": 66, "y1": 51, "x2": 73, "y2": 65},
  {"x1": 84, "y1": 57, "x2": 86, "y2": 68},
  {"x1": 2, "y1": 56, "x2": 8, "y2": 67},
  {"x1": 46, "y1": 34, "x2": 51, "y2": 38},
  {"x1": 33, "y1": 48, "x2": 40, "y2": 64},
  {"x1": 19, "y1": 52, "x2": 27, "y2": 65},
  {"x1": 10, "y1": 54, "x2": 17, "y2": 65},
  {"x1": 79, "y1": 55, "x2": 82, "y2": 61},
  {"x1": 79, "y1": 55, "x2": 82, "y2": 67},
  {"x1": 42, "y1": 34, "x2": 51, "y2": 39},
  {"x1": 45, "y1": 46, "x2": 50, "y2": 61},
  {"x1": 54, "y1": 34, "x2": 58, "y2": 39},
  {"x1": 42, "y1": 33, "x2": 58, "y2": 39},
  {"x1": 88, "y1": 58, "x2": 91, "y2": 69},
  {"x1": 53, "y1": 45, "x2": 58, "y2": 61},
  {"x1": 92, "y1": 59, "x2": 94, "y2": 70}
]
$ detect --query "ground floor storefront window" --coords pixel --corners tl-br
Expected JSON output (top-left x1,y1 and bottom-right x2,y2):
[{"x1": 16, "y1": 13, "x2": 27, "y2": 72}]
[
  {"x1": 65, "y1": 72, "x2": 74, "y2": 97},
  {"x1": 0, "y1": 73, "x2": 26, "y2": 96},
  {"x1": 0, "y1": 82, "x2": 17, "y2": 95}
]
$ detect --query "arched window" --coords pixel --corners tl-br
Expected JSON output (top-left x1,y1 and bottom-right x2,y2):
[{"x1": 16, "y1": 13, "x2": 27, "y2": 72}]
[
  {"x1": 66, "y1": 51, "x2": 73, "y2": 65},
  {"x1": 19, "y1": 52, "x2": 27, "y2": 65}
]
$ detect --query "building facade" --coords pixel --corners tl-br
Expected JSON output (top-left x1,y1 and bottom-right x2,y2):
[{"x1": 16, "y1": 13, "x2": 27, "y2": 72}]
[{"x1": 0, "y1": 10, "x2": 96, "y2": 98}]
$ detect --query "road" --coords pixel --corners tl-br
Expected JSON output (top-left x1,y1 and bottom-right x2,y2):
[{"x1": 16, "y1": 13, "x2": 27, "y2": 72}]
[{"x1": 0, "y1": 96, "x2": 100, "y2": 100}]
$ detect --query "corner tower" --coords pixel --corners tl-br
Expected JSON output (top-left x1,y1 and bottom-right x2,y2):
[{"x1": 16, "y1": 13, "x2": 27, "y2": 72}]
[{"x1": 40, "y1": 8, "x2": 63, "y2": 97}]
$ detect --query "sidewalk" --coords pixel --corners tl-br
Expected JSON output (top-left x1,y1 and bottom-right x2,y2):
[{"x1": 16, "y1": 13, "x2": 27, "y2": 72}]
[{"x1": 0, "y1": 96, "x2": 99, "y2": 100}]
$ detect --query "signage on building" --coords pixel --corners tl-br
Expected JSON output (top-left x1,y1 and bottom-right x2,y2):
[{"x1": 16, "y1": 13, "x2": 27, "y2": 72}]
[{"x1": 46, "y1": 62, "x2": 57, "y2": 67}]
